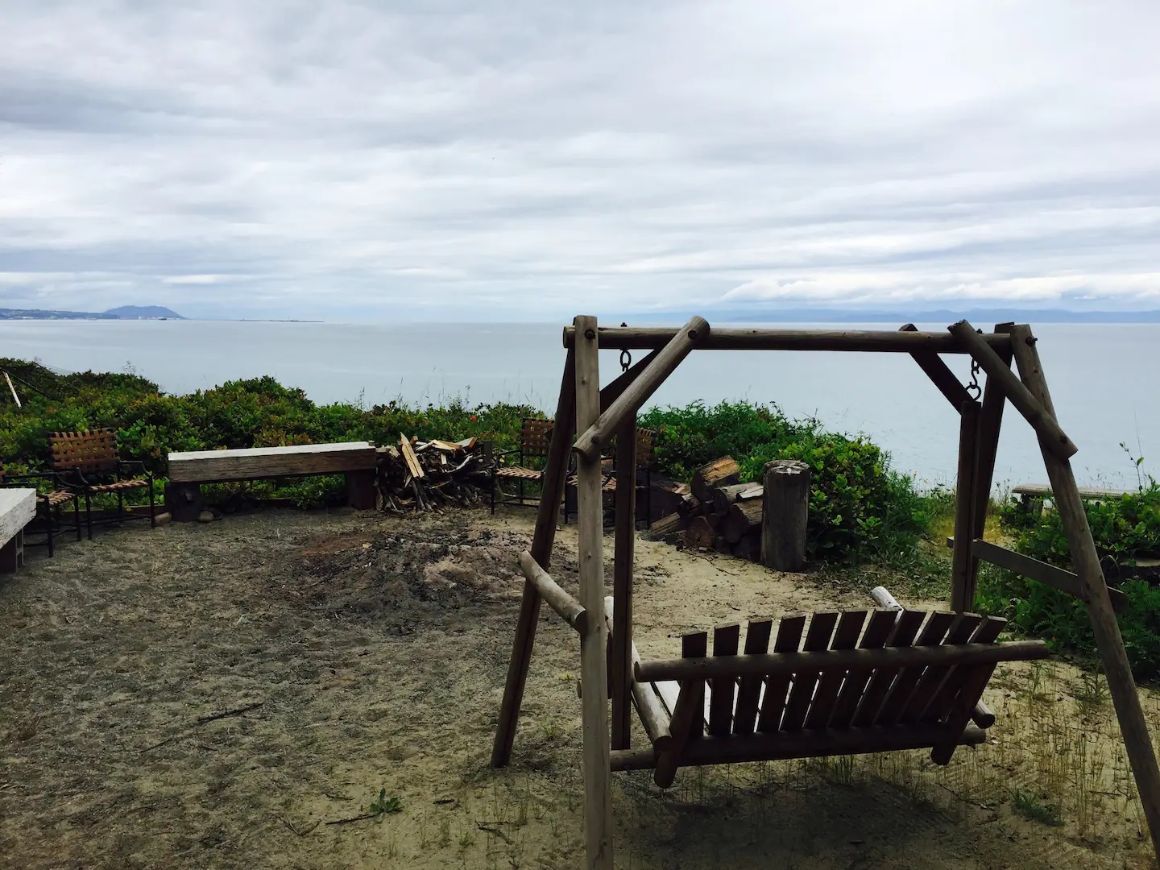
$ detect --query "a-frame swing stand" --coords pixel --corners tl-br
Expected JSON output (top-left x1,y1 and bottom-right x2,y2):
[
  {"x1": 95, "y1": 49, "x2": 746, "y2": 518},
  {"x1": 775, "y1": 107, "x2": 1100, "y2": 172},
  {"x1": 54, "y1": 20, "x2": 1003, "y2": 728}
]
[{"x1": 491, "y1": 316, "x2": 1160, "y2": 869}]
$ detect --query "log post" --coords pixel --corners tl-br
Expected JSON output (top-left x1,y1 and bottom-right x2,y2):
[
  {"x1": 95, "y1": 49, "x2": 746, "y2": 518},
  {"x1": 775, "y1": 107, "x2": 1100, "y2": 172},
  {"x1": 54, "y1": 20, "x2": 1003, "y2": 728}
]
[
  {"x1": 950, "y1": 400, "x2": 981, "y2": 611},
  {"x1": 491, "y1": 350, "x2": 576, "y2": 768},
  {"x1": 611, "y1": 415, "x2": 637, "y2": 750},
  {"x1": 966, "y1": 323, "x2": 1013, "y2": 594},
  {"x1": 344, "y1": 469, "x2": 377, "y2": 510},
  {"x1": 573, "y1": 315, "x2": 613, "y2": 870},
  {"x1": 1008, "y1": 324, "x2": 1160, "y2": 860},
  {"x1": 761, "y1": 460, "x2": 810, "y2": 572}
]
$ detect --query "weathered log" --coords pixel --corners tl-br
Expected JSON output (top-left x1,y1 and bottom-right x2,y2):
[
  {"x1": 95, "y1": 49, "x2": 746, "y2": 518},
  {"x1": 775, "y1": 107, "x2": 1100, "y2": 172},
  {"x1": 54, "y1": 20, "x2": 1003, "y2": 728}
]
[
  {"x1": 721, "y1": 498, "x2": 763, "y2": 544},
  {"x1": 761, "y1": 460, "x2": 810, "y2": 572},
  {"x1": 563, "y1": 325, "x2": 1014, "y2": 354},
  {"x1": 684, "y1": 516, "x2": 716, "y2": 549},
  {"x1": 711, "y1": 483, "x2": 754, "y2": 514},
  {"x1": 691, "y1": 457, "x2": 740, "y2": 502},
  {"x1": 647, "y1": 512, "x2": 685, "y2": 540},
  {"x1": 677, "y1": 494, "x2": 702, "y2": 517}
]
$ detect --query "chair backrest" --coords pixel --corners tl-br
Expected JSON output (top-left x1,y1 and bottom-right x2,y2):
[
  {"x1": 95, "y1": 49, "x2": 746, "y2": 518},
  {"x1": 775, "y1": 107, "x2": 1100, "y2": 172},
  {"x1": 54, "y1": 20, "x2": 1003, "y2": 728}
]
[
  {"x1": 50, "y1": 429, "x2": 118, "y2": 474},
  {"x1": 519, "y1": 418, "x2": 554, "y2": 461},
  {"x1": 635, "y1": 428, "x2": 656, "y2": 468},
  {"x1": 640, "y1": 609, "x2": 1046, "y2": 740}
]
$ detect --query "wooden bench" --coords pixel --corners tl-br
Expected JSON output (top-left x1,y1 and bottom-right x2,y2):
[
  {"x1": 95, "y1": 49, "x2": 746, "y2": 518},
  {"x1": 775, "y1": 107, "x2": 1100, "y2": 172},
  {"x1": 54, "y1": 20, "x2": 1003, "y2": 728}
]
[
  {"x1": 0, "y1": 488, "x2": 37, "y2": 573},
  {"x1": 166, "y1": 442, "x2": 378, "y2": 521},
  {"x1": 606, "y1": 604, "x2": 1048, "y2": 785},
  {"x1": 1011, "y1": 484, "x2": 1127, "y2": 510}
]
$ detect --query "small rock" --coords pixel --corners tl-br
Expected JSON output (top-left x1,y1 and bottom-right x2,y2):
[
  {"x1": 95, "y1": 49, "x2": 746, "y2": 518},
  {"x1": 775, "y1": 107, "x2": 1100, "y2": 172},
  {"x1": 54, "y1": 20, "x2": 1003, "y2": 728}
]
[{"x1": 198, "y1": 510, "x2": 216, "y2": 523}]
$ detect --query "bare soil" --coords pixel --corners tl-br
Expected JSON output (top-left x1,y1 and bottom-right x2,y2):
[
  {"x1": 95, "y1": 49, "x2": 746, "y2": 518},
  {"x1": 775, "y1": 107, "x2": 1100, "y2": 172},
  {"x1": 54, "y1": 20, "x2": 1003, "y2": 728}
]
[{"x1": 1, "y1": 507, "x2": 1156, "y2": 868}]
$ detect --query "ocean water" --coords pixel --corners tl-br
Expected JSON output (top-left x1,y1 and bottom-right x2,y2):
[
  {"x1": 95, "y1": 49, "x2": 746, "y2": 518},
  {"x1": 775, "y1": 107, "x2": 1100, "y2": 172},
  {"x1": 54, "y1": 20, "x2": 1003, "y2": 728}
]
[{"x1": 1, "y1": 319, "x2": 1156, "y2": 491}]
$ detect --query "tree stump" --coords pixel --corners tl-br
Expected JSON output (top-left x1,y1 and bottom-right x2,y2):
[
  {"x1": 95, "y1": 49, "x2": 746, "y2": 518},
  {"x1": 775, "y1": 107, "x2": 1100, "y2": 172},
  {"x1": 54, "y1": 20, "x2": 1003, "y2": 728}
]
[{"x1": 761, "y1": 459, "x2": 810, "y2": 572}]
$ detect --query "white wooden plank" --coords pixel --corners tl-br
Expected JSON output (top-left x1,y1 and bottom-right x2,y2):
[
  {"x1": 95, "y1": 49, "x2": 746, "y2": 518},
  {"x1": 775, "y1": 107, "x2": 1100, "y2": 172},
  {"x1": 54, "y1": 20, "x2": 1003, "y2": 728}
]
[
  {"x1": 0, "y1": 488, "x2": 37, "y2": 547},
  {"x1": 168, "y1": 442, "x2": 376, "y2": 482}
]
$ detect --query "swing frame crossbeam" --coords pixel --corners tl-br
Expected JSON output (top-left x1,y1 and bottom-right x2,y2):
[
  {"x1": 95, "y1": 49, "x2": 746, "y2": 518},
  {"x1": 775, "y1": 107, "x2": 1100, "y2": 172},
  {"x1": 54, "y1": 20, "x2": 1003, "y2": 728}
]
[{"x1": 490, "y1": 315, "x2": 1160, "y2": 869}]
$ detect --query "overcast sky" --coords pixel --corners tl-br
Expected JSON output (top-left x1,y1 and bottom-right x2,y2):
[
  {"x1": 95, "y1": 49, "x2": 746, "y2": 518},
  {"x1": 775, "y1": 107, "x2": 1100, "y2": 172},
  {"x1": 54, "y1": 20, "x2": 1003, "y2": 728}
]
[{"x1": 2, "y1": 1, "x2": 1159, "y2": 321}]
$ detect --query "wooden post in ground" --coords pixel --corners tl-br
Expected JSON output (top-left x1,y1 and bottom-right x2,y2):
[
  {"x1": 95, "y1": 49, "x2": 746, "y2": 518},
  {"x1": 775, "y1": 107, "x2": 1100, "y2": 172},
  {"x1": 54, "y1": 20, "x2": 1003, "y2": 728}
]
[
  {"x1": 1008, "y1": 324, "x2": 1160, "y2": 860},
  {"x1": 965, "y1": 323, "x2": 1013, "y2": 595},
  {"x1": 573, "y1": 315, "x2": 613, "y2": 870},
  {"x1": 491, "y1": 349, "x2": 576, "y2": 768},
  {"x1": 950, "y1": 400, "x2": 981, "y2": 611},
  {"x1": 760, "y1": 459, "x2": 810, "y2": 571},
  {"x1": 611, "y1": 415, "x2": 637, "y2": 750}
]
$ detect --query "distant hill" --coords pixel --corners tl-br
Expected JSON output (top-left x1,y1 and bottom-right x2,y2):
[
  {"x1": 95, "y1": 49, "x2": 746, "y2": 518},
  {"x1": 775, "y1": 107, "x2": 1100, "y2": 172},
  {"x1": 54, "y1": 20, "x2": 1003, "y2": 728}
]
[
  {"x1": 0, "y1": 305, "x2": 183, "y2": 321},
  {"x1": 623, "y1": 306, "x2": 1160, "y2": 325},
  {"x1": 103, "y1": 305, "x2": 183, "y2": 320}
]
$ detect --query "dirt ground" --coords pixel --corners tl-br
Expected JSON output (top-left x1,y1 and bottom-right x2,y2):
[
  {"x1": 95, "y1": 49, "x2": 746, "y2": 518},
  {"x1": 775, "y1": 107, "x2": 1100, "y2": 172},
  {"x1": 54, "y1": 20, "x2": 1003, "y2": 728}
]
[{"x1": 1, "y1": 506, "x2": 1157, "y2": 869}]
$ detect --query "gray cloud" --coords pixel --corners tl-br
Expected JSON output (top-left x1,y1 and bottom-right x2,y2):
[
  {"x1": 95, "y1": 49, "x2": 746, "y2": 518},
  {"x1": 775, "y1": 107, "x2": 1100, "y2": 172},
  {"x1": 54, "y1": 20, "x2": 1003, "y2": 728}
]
[{"x1": 1, "y1": 0, "x2": 1159, "y2": 319}]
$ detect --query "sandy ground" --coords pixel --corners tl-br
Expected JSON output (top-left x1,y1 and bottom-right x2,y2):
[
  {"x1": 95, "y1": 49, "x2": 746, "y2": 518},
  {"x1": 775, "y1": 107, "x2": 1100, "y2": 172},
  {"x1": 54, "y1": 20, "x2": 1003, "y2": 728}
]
[{"x1": 1, "y1": 506, "x2": 1157, "y2": 869}]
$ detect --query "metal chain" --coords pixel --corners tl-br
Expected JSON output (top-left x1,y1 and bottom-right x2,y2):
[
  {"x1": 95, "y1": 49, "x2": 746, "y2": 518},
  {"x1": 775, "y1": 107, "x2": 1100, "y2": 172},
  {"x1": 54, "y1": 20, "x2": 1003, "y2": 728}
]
[
  {"x1": 966, "y1": 358, "x2": 982, "y2": 400},
  {"x1": 619, "y1": 322, "x2": 631, "y2": 372}
]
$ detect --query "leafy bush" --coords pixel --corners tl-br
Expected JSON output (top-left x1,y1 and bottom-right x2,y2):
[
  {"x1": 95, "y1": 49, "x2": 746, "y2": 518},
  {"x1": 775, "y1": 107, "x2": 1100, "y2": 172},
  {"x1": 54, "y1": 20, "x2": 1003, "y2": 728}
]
[
  {"x1": 0, "y1": 358, "x2": 534, "y2": 483},
  {"x1": 999, "y1": 483, "x2": 1160, "y2": 570},
  {"x1": 977, "y1": 568, "x2": 1160, "y2": 680},
  {"x1": 641, "y1": 401, "x2": 933, "y2": 559},
  {"x1": 984, "y1": 478, "x2": 1160, "y2": 680}
]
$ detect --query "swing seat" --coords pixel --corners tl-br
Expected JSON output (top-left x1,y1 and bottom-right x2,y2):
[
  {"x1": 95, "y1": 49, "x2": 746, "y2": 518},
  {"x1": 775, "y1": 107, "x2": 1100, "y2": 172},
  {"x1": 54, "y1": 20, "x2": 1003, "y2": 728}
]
[{"x1": 608, "y1": 606, "x2": 1048, "y2": 787}]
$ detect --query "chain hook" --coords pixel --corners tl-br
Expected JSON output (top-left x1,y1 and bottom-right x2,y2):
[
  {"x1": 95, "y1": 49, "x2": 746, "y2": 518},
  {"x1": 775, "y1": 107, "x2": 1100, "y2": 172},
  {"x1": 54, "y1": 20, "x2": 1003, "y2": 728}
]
[
  {"x1": 966, "y1": 358, "x2": 982, "y2": 400},
  {"x1": 619, "y1": 322, "x2": 631, "y2": 372}
]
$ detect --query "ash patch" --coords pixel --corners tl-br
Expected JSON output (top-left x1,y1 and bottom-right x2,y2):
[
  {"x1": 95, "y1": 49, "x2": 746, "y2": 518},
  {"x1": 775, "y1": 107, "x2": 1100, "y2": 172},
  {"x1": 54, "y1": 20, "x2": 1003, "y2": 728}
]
[{"x1": 279, "y1": 516, "x2": 531, "y2": 625}]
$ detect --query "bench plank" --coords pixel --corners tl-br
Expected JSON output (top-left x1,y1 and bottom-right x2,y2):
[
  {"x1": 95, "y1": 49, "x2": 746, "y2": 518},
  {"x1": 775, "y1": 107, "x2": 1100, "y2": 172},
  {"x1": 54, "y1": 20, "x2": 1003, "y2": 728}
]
[
  {"x1": 1013, "y1": 483, "x2": 1129, "y2": 500},
  {"x1": 0, "y1": 488, "x2": 37, "y2": 547},
  {"x1": 168, "y1": 442, "x2": 377, "y2": 483}
]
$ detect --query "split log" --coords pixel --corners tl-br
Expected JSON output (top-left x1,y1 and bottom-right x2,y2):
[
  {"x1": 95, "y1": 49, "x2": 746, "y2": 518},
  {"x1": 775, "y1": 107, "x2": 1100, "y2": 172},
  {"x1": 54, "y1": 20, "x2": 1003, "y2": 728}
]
[
  {"x1": 647, "y1": 512, "x2": 685, "y2": 540},
  {"x1": 711, "y1": 483, "x2": 756, "y2": 514},
  {"x1": 722, "y1": 498, "x2": 763, "y2": 544},
  {"x1": 761, "y1": 459, "x2": 810, "y2": 572},
  {"x1": 691, "y1": 457, "x2": 740, "y2": 502},
  {"x1": 375, "y1": 438, "x2": 495, "y2": 512},
  {"x1": 684, "y1": 516, "x2": 716, "y2": 549},
  {"x1": 677, "y1": 494, "x2": 702, "y2": 517}
]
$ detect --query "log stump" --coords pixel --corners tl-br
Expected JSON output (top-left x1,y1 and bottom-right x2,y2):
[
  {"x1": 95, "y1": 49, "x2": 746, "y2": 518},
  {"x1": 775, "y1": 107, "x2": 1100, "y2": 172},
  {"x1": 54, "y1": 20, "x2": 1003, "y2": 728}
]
[{"x1": 761, "y1": 459, "x2": 810, "y2": 572}]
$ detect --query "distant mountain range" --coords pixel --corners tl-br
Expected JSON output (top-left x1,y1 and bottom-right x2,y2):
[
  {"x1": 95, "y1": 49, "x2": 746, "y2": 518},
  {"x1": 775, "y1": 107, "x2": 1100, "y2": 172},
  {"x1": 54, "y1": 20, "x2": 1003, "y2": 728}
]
[
  {"x1": 627, "y1": 307, "x2": 1160, "y2": 324},
  {"x1": 0, "y1": 305, "x2": 184, "y2": 320}
]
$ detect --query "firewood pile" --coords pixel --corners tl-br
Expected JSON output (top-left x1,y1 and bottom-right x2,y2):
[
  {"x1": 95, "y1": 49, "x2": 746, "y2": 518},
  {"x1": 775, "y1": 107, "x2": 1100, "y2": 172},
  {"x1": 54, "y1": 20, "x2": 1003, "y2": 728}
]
[
  {"x1": 376, "y1": 435, "x2": 495, "y2": 512},
  {"x1": 647, "y1": 456, "x2": 765, "y2": 560}
]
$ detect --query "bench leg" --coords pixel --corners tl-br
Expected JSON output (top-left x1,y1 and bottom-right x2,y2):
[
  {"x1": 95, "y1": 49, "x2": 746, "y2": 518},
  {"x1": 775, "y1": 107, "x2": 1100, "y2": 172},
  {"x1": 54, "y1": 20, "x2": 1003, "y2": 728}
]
[
  {"x1": 166, "y1": 483, "x2": 205, "y2": 522},
  {"x1": 345, "y1": 470, "x2": 376, "y2": 510},
  {"x1": 0, "y1": 530, "x2": 24, "y2": 573},
  {"x1": 45, "y1": 502, "x2": 54, "y2": 558}
]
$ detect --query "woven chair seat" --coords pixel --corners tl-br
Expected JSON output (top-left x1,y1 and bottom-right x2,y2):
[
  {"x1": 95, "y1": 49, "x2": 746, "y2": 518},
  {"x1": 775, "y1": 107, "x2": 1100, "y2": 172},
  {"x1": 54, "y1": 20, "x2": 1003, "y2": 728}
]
[
  {"x1": 85, "y1": 479, "x2": 148, "y2": 493},
  {"x1": 496, "y1": 466, "x2": 543, "y2": 481},
  {"x1": 43, "y1": 490, "x2": 77, "y2": 507},
  {"x1": 566, "y1": 473, "x2": 617, "y2": 493}
]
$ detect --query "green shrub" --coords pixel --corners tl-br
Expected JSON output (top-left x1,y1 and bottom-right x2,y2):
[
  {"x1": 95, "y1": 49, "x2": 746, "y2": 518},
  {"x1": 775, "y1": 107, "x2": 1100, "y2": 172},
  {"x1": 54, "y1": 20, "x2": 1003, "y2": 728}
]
[
  {"x1": 977, "y1": 566, "x2": 1160, "y2": 681},
  {"x1": 641, "y1": 401, "x2": 932, "y2": 559},
  {"x1": 999, "y1": 483, "x2": 1160, "y2": 569}
]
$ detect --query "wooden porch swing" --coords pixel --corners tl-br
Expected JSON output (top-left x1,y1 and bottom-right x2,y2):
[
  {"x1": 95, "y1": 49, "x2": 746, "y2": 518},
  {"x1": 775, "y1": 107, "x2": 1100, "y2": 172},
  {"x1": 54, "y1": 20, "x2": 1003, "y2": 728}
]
[{"x1": 491, "y1": 316, "x2": 1160, "y2": 869}]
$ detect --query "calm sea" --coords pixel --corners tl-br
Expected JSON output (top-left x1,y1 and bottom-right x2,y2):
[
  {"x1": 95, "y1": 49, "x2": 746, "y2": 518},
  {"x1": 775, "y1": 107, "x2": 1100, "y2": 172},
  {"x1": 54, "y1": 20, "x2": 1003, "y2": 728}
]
[{"x1": 1, "y1": 319, "x2": 1156, "y2": 491}]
